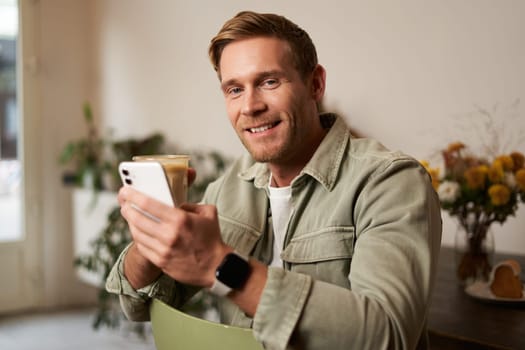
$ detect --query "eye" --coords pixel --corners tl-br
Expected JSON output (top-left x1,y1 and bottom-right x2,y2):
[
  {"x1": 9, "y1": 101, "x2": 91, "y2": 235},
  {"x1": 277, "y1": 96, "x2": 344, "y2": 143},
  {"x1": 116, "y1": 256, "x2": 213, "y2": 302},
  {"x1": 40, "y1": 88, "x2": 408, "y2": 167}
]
[
  {"x1": 227, "y1": 86, "x2": 243, "y2": 97},
  {"x1": 261, "y1": 79, "x2": 279, "y2": 89}
]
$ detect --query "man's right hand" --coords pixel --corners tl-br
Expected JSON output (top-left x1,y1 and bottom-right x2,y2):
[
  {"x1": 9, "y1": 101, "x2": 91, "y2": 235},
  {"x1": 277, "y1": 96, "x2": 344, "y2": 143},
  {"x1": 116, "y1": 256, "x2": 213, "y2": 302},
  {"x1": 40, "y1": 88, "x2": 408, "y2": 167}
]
[{"x1": 120, "y1": 167, "x2": 197, "y2": 290}]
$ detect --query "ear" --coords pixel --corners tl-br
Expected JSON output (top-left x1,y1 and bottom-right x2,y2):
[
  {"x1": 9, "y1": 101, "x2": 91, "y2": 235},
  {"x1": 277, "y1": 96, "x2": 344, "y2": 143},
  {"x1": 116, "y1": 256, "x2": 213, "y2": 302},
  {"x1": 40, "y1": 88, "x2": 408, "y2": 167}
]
[{"x1": 310, "y1": 64, "x2": 326, "y2": 102}]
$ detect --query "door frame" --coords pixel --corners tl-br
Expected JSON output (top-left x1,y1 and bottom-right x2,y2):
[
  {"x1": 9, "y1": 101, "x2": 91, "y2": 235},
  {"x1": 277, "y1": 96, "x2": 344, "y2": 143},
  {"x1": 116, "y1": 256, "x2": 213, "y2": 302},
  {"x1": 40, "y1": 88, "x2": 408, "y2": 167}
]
[{"x1": 0, "y1": 0, "x2": 43, "y2": 313}]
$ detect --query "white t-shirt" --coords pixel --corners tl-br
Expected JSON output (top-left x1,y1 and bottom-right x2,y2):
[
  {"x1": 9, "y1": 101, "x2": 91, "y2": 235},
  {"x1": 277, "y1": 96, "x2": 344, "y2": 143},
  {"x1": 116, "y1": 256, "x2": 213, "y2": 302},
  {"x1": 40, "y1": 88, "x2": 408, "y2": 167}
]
[{"x1": 268, "y1": 182, "x2": 293, "y2": 267}]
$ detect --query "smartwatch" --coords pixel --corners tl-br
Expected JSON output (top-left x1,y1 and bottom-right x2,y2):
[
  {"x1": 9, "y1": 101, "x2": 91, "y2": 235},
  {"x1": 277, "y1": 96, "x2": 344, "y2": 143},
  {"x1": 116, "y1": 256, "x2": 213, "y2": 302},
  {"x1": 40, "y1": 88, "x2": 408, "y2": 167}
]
[{"x1": 208, "y1": 251, "x2": 251, "y2": 296}]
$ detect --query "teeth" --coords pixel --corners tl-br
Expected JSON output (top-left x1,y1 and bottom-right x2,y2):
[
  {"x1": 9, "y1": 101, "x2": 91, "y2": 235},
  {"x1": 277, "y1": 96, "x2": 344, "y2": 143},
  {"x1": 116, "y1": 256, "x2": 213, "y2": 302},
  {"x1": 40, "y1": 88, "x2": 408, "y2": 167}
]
[{"x1": 250, "y1": 124, "x2": 273, "y2": 133}]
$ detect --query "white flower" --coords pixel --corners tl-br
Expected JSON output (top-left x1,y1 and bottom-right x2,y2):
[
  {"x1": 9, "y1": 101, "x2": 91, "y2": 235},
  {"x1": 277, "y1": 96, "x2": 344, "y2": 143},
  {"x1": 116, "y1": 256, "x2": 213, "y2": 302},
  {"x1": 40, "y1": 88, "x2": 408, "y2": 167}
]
[
  {"x1": 438, "y1": 181, "x2": 460, "y2": 202},
  {"x1": 504, "y1": 172, "x2": 516, "y2": 189}
]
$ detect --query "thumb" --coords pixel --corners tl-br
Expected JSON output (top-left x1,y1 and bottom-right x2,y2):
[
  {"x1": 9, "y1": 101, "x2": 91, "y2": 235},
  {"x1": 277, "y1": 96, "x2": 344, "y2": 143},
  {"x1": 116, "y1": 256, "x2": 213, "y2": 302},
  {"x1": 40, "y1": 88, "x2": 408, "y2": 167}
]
[
  {"x1": 179, "y1": 203, "x2": 218, "y2": 219},
  {"x1": 187, "y1": 168, "x2": 197, "y2": 186}
]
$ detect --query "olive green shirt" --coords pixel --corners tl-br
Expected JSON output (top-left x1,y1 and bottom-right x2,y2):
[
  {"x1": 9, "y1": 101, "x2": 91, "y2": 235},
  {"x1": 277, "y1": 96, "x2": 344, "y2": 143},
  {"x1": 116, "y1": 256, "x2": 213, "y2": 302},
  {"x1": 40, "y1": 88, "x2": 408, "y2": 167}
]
[{"x1": 106, "y1": 114, "x2": 442, "y2": 350}]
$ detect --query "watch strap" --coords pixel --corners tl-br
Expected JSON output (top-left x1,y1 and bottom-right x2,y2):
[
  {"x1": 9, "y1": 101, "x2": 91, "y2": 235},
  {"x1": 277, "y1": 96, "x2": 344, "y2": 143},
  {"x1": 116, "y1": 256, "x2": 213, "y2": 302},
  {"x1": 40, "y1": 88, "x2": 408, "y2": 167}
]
[{"x1": 208, "y1": 278, "x2": 232, "y2": 296}]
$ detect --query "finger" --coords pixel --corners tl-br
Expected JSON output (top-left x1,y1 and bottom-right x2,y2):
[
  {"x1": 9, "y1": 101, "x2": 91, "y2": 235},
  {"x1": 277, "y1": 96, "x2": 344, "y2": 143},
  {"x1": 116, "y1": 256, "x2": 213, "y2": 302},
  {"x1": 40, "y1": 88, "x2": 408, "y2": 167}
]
[
  {"x1": 123, "y1": 200, "x2": 186, "y2": 251},
  {"x1": 130, "y1": 203, "x2": 161, "y2": 223},
  {"x1": 117, "y1": 186, "x2": 127, "y2": 206},
  {"x1": 121, "y1": 186, "x2": 174, "y2": 220},
  {"x1": 119, "y1": 185, "x2": 138, "y2": 201},
  {"x1": 178, "y1": 202, "x2": 200, "y2": 212},
  {"x1": 127, "y1": 222, "x2": 164, "y2": 257},
  {"x1": 187, "y1": 168, "x2": 197, "y2": 186},
  {"x1": 134, "y1": 242, "x2": 163, "y2": 268},
  {"x1": 121, "y1": 201, "x2": 164, "y2": 239},
  {"x1": 179, "y1": 203, "x2": 218, "y2": 219},
  {"x1": 129, "y1": 226, "x2": 158, "y2": 251},
  {"x1": 132, "y1": 227, "x2": 181, "y2": 272}
]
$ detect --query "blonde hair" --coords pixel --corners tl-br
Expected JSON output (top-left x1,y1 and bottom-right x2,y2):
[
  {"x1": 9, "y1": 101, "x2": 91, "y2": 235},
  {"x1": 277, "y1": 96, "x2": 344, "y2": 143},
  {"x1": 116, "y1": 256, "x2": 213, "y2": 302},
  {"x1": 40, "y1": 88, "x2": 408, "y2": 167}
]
[{"x1": 209, "y1": 11, "x2": 318, "y2": 79}]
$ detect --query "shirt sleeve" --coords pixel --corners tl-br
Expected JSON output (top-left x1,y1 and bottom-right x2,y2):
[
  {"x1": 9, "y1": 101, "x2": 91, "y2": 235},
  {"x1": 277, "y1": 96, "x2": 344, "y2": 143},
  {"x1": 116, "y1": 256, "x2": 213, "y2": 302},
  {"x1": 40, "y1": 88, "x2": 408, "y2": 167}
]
[
  {"x1": 251, "y1": 159, "x2": 442, "y2": 350},
  {"x1": 105, "y1": 243, "x2": 195, "y2": 321}
]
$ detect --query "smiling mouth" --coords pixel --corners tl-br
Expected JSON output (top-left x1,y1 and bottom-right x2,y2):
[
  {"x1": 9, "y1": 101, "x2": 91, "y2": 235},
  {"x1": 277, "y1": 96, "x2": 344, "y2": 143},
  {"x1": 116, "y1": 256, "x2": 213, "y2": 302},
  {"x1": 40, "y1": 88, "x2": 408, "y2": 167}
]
[{"x1": 247, "y1": 121, "x2": 280, "y2": 133}]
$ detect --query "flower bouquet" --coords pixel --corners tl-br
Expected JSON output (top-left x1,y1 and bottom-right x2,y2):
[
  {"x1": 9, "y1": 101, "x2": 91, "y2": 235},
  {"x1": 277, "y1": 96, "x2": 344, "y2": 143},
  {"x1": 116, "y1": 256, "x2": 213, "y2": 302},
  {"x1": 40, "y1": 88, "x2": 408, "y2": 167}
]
[{"x1": 422, "y1": 142, "x2": 525, "y2": 283}]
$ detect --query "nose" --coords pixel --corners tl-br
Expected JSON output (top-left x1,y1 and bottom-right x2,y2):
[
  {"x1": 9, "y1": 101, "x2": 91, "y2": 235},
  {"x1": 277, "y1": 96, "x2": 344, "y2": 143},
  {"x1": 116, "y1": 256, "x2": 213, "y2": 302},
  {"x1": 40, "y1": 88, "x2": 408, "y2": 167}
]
[{"x1": 241, "y1": 88, "x2": 267, "y2": 116}]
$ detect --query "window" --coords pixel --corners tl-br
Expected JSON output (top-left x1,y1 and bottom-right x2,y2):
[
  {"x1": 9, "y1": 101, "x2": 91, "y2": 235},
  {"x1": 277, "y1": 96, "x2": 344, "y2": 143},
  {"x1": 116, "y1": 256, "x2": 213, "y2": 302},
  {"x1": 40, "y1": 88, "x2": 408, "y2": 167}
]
[{"x1": 0, "y1": 0, "x2": 21, "y2": 241}]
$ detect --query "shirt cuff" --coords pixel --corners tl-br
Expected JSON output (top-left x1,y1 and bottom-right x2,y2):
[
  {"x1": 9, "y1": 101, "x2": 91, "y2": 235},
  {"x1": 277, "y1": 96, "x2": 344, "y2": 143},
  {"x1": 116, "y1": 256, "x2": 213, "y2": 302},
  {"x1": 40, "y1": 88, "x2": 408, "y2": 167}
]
[
  {"x1": 105, "y1": 243, "x2": 174, "y2": 302},
  {"x1": 252, "y1": 267, "x2": 312, "y2": 349}
]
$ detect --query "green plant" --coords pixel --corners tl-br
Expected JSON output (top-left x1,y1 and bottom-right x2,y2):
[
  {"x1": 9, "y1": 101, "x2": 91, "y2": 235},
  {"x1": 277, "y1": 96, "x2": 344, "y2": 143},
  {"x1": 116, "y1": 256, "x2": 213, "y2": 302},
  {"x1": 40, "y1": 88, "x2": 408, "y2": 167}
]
[
  {"x1": 59, "y1": 103, "x2": 113, "y2": 191},
  {"x1": 75, "y1": 206, "x2": 134, "y2": 331},
  {"x1": 187, "y1": 150, "x2": 231, "y2": 202},
  {"x1": 110, "y1": 133, "x2": 165, "y2": 186}
]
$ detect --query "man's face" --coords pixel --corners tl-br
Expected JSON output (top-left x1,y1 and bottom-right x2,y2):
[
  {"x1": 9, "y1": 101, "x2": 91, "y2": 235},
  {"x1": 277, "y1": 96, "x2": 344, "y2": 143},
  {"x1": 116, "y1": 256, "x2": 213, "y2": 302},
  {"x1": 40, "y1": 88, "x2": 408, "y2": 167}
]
[{"x1": 219, "y1": 37, "x2": 323, "y2": 165}]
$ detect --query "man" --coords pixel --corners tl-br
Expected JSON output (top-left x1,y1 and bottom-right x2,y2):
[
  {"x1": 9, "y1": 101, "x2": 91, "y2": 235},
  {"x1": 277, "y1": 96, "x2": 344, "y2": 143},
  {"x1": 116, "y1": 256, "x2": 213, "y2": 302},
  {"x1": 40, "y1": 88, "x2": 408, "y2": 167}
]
[{"x1": 106, "y1": 11, "x2": 442, "y2": 350}]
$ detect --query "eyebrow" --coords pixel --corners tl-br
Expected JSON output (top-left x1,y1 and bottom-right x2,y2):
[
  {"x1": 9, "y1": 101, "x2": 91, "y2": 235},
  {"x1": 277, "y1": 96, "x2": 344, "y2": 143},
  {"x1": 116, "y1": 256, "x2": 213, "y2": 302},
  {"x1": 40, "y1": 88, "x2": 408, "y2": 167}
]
[{"x1": 220, "y1": 70, "x2": 286, "y2": 91}]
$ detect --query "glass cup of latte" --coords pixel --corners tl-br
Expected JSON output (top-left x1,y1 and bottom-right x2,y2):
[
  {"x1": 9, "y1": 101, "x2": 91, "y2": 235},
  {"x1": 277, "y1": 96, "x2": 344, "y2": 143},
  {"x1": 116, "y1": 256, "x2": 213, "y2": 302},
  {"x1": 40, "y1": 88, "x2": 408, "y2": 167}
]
[{"x1": 132, "y1": 155, "x2": 190, "y2": 206}]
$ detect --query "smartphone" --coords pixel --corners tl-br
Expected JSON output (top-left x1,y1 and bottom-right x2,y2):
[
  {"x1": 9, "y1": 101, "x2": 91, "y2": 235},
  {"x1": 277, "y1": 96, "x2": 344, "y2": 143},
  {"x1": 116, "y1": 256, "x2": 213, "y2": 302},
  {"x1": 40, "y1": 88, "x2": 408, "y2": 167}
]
[{"x1": 118, "y1": 161, "x2": 174, "y2": 207}]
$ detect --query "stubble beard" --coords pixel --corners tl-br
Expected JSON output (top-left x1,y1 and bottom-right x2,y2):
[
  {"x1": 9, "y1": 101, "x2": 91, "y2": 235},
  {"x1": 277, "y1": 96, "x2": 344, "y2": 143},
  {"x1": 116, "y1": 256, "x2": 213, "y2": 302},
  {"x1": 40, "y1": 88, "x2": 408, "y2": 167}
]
[{"x1": 240, "y1": 127, "x2": 295, "y2": 164}]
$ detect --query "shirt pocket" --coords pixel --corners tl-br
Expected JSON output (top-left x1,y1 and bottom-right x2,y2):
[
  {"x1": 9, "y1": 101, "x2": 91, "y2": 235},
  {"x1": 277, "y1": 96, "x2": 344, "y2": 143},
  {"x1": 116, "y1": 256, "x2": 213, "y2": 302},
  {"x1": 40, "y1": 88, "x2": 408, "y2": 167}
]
[
  {"x1": 281, "y1": 226, "x2": 355, "y2": 288},
  {"x1": 218, "y1": 216, "x2": 263, "y2": 256}
]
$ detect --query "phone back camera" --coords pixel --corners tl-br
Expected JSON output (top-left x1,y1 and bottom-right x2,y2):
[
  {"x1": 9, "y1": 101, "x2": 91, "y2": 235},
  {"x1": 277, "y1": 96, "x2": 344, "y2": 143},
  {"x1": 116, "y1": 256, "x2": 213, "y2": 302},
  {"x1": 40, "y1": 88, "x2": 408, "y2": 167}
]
[
  {"x1": 122, "y1": 169, "x2": 129, "y2": 176},
  {"x1": 125, "y1": 178, "x2": 132, "y2": 185}
]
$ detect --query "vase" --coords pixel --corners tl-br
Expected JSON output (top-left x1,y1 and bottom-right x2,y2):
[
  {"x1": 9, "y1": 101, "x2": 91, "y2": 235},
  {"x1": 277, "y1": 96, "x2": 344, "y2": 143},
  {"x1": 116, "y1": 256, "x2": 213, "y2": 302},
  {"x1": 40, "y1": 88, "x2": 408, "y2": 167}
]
[{"x1": 454, "y1": 224, "x2": 495, "y2": 285}]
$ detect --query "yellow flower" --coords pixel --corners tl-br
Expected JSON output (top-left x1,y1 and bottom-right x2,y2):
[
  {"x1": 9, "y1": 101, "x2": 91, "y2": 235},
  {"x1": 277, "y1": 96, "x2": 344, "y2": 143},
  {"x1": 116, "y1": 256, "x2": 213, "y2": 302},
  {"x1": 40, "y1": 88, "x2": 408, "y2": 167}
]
[
  {"x1": 495, "y1": 155, "x2": 514, "y2": 171},
  {"x1": 510, "y1": 152, "x2": 525, "y2": 171},
  {"x1": 516, "y1": 168, "x2": 525, "y2": 191},
  {"x1": 428, "y1": 169, "x2": 440, "y2": 190},
  {"x1": 447, "y1": 142, "x2": 465, "y2": 153},
  {"x1": 488, "y1": 161, "x2": 504, "y2": 183},
  {"x1": 464, "y1": 166, "x2": 486, "y2": 190},
  {"x1": 488, "y1": 184, "x2": 511, "y2": 206},
  {"x1": 478, "y1": 165, "x2": 489, "y2": 174},
  {"x1": 420, "y1": 160, "x2": 440, "y2": 190}
]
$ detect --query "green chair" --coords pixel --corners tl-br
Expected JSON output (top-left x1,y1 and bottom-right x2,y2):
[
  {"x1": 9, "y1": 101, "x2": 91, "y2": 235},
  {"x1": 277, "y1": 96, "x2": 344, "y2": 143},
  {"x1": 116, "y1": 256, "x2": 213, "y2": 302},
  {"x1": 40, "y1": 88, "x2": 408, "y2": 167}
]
[{"x1": 150, "y1": 298, "x2": 264, "y2": 350}]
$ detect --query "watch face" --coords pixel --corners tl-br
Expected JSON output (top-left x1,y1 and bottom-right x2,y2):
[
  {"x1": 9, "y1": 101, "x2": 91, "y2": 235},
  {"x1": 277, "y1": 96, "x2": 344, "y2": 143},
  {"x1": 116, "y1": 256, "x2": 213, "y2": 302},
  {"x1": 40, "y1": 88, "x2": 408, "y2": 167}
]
[{"x1": 216, "y1": 253, "x2": 251, "y2": 290}]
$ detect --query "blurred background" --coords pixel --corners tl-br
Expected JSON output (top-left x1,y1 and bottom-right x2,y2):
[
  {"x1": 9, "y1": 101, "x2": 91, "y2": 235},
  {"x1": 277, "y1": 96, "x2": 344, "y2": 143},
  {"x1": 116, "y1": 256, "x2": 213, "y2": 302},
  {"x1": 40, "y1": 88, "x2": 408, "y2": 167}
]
[{"x1": 0, "y1": 0, "x2": 524, "y2": 348}]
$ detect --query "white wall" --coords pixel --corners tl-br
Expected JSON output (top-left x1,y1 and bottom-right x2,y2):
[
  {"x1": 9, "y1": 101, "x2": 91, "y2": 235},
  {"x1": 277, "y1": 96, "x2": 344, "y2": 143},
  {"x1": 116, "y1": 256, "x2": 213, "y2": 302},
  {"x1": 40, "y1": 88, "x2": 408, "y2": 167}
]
[
  {"x1": 89, "y1": 0, "x2": 525, "y2": 254},
  {"x1": 32, "y1": 0, "x2": 525, "y2": 307}
]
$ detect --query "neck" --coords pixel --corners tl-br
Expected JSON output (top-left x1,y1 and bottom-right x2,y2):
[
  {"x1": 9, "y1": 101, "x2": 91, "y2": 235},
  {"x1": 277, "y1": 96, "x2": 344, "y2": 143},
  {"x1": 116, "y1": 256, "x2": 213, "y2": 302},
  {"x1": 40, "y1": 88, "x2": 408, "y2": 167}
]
[{"x1": 269, "y1": 166, "x2": 298, "y2": 187}]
